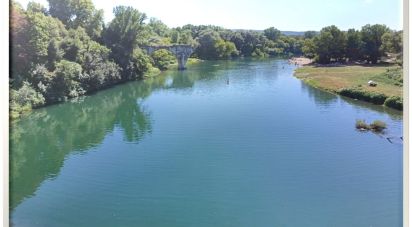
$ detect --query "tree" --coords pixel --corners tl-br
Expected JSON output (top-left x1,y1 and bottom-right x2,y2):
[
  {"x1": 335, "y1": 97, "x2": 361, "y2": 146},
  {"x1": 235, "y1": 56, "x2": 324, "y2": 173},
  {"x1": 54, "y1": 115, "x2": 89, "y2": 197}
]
[
  {"x1": 381, "y1": 30, "x2": 402, "y2": 54},
  {"x1": 103, "y1": 6, "x2": 149, "y2": 79},
  {"x1": 148, "y1": 18, "x2": 170, "y2": 37},
  {"x1": 151, "y1": 49, "x2": 175, "y2": 70},
  {"x1": 10, "y1": 1, "x2": 30, "y2": 85},
  {"x1": 304, "y1": 31, "x2": 318, "y2": 39},
  {"x1": 27, "y1": 2, "x2": 48, "y2": 15},
  {"x1": 214, "y1": 40, "x2": 238, "y2": 58},
  {"x1": 346, "y1": 29, "x2": 362, "y2": 61},
  {"x1": 195, "y1": 30, "x2": 221, "y2": 59},
  {"x1": 313, "y1": 25, "x2": 346, "y2": 63},
  {"x1": 47, "y1": 0, "x2": 103, "y2": 40},
  {"x1": 11, "y1": 81, "x2": 45, "y2": 108},
  {"x1": 48, "y1": 60, "x2": 84, "y2": 101},
  {"x1": 264, "y1": 27, "x2": 281, "y2": 41},
  {"x1": 302, "y1": 39, "x2": 316, "y2": 58},
  {"x1": 360, "y1": 24, "x2": 390, "y2": 63},
  {"x1": 26, "y1": 11, "x2": 67, "y2": 63}
]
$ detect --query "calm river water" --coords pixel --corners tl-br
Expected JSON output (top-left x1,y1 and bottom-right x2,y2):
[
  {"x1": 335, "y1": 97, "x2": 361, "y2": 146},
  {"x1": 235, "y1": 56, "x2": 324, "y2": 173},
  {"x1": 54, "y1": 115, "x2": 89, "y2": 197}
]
[{"x1": 10, "y1": 59, "x2": 403, "y2": 227}]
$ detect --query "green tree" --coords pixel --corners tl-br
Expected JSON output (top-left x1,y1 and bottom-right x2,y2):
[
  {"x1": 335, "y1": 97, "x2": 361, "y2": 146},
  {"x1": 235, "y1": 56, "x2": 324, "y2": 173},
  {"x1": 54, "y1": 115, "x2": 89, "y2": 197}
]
[
  {"x1": 381, "y1": 30, "x2": 402, "y2": 54},
  {"x1": 264, "y1": 27, "x2": 281, "y2": 41},
  {"x1": 360, "y1": 24, "x2": 390, "y2": 63},
  {"x1": 302, "y1": 39, "x2": 316, "y2": 58},
  {"x1": 313, "y1": 25, "x2": 346, "y2": 63},
  {"x1": 151, "y1": 49, "x2": 175, "y2": 70},
  {"x1": 346, "y1": 29, "x2": 362, "y2": 61},
  {"x1": 48, "y1": 60, "x2": 84, "y2": 101},
  {"x1": 215, "y1": 39, "x2": 238, "y2": 58},
  {"x1": 47, "y1": 0, "x2": 103, "y2": 40},
  {"x1": 195, "y1": 30, "x2": 221, "y2": 59},
  {"x1": 27, "y1": 1, "x2": 48, "y2": 15},
  {"x1": 304, "y1": 31, "x2": 318, "y2": 39},
  {"x1": 103, "y1": 6, "x2": 149, "y2": 79},
  {"x1": 11, "y1": 81, "x2": 45, "y2": 108}
]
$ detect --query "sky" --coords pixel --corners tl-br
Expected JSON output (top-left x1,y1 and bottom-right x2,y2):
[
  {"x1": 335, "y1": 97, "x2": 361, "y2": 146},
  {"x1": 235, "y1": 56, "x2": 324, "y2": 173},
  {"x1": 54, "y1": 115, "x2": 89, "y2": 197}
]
[{"x1": 15, "y1": 0, "x2": 403, "y2": 31}]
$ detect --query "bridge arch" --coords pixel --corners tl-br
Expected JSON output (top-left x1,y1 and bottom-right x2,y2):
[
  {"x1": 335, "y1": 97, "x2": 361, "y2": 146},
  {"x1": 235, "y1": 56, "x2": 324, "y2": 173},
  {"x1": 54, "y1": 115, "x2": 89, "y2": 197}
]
[{"x1": 142, "y1": 44, "x2": 194, "y2": 70}]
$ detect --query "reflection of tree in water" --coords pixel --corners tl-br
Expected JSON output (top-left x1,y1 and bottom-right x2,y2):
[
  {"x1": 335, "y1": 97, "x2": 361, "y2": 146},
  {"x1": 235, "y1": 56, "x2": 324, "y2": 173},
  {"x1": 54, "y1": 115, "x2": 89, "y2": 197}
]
[
  {"x1": 9, "y1": 74, "x2": 186, "y2": 210},
  {"x1": 300, "y1": 81, "x2": 338, "y2": 107},
  {"x1": 9, "y1": 61, "x2": 232, "y2": 210},
  {"x1": 339, "y1": 96, "x2": 403, "y2": 121}
]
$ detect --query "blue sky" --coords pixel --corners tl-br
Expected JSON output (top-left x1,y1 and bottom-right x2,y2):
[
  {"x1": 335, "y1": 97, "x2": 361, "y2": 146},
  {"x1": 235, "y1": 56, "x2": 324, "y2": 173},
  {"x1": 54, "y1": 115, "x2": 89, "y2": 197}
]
[{"x1": 15, "y1": 0, "x2": 402, "y2": 31}]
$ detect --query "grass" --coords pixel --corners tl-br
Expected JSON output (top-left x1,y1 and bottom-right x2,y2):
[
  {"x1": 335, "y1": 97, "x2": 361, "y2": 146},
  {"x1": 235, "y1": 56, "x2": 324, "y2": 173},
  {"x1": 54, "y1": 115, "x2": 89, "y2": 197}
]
[
  {"x1": 355, "y1": 119, "x2": 387, "y2": 133},
  {"x1": 294, "y1": 65, "x2": 403, "y2": 110},
  {"x1": 355, "y1": 120, "x2": 370, "y2": 130},
  {"x1": 369, "y1": 120, "x2": 387, "y2": 132}
]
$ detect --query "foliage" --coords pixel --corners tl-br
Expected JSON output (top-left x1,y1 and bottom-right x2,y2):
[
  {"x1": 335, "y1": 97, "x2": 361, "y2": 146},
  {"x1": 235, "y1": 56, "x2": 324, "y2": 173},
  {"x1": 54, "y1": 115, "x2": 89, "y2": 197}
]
[
  {"x1": 355, "y1": 119, "x2": 387, "y2": 132},
  {"x1": 263, "y1": 27, "x2": 281, "y2": 41},
  {"x1": 384, "y1": 96, "x2": 403, "y2": 110},
  {"x1": 369, "y1": 120, "x2": 387, "y2": 132},
  {"x1": 381, "y1": 30, "x2": 402, "y2": 54},
  {"x1": 355, "y1": 120, "x2": 370, "y2": 130},
  {"x1": 151, "y1": 49, "x2": 175, "y2": 70},
  {"x1": 11, "y1": 81, "x2": 45, "y2": 108},
  {"x1": 9, "y1": 0, "x2": 404, "y2": 118},
  {"x1": 338, "y1": 87, "x2": 387, "y2": 104},
  {"x1": 360, "y1": 24, "x2": 390, "y2": 64},
  {"x1": 313, "y1": 25, "x2": 346, "y2": 64},
  {"x1": 47, "y1": 0, "x2": 103, "y2": 40},
  {"x1": 346, "y1": 29, "x2": 362, "y2": 61},
  {"x1": 103, "y1": 6, "x2": 149, "y2": 80},
  {"x1": 48, "y1": 60, "x2": 84, "y2": 102}
]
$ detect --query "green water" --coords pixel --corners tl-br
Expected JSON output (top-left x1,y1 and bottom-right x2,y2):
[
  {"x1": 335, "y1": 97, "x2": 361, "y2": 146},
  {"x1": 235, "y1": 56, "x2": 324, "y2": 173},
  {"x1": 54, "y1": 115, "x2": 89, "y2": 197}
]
[{"x1": 10, "y1": 59, "x2": 403, "y2": 227}]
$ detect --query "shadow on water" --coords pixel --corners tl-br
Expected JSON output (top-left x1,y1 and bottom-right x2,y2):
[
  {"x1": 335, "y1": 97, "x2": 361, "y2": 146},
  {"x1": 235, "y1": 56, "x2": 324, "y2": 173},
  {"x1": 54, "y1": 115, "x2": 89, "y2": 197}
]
[{"x1": 9, "y1": 68, "x2": 211, "y2": 210}]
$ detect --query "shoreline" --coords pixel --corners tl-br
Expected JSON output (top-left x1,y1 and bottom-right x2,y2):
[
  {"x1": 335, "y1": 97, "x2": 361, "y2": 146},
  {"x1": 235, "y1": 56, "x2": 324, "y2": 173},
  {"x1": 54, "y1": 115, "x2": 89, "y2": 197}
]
[
  {"x1": 293, "y1": 64, "x2": 403, "y2": 111},
  {"x1": 288, "y1": 57, "x2": 313, "y2": 66}
]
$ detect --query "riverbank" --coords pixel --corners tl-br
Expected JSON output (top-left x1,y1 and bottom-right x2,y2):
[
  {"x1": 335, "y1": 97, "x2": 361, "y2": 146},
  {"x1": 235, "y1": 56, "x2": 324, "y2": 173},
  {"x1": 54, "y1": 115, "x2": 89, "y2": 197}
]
[
  {"x1": 294, "y1": 64, "x2": 403, "y2": 110},
  {"x1": 10, "y1": 58, "x2": 203, "y2": 120},
  {"x1": 288, "y1": 57, "x2": 312, "y2": 66}
]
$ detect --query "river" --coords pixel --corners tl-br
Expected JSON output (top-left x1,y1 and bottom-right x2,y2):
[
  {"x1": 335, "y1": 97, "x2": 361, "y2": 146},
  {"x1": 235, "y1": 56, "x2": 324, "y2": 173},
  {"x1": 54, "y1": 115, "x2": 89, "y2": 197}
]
[{"x1": 10, "y1": 58, "x2": 403, "y2": 227}]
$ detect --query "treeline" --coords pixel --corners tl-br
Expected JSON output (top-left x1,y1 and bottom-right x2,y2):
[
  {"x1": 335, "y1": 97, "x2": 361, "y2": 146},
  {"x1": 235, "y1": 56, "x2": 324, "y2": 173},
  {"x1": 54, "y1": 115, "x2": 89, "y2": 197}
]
[
  {"x1": 10, "y1": 0, "x2": 402, "y2": 118},
  {"x1": 302, "y1": 25, "x2": 402, "y2": 64},
  {"x1": 9, "y1": 0, "x2": 306, "y2": 118}
]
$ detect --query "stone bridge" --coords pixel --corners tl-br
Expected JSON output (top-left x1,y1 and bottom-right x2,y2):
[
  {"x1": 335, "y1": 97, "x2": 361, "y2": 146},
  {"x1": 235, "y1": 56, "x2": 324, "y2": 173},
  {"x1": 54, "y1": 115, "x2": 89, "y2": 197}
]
[{"x1": 142, "y1": 44, "x2": 194, "y2": 70}]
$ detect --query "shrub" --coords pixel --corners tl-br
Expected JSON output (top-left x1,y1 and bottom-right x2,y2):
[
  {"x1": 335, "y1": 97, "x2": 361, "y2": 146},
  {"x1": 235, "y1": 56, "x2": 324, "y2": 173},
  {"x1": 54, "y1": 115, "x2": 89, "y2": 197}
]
[
  {"x1": 369, "y1": 120, "x2": 387, "y2": 132},
  {"x1": 151, "y1": 49, "x2": 175, "y2": 70},
  {"x1": 338, "y1": 88, "x2": 387, "y2": 104},
  {"x1": 11, "y1": 81, "x2": 45, "y2": 108},
  {"x1": 355, "y1": 120, "x2": 370, "y2": 130},
  {"x1": 384, "y1": 96, "x2": 403, "y2": 110},
  {"x1": 48, "y1": 60, "x2": 84, "y2": 101}
]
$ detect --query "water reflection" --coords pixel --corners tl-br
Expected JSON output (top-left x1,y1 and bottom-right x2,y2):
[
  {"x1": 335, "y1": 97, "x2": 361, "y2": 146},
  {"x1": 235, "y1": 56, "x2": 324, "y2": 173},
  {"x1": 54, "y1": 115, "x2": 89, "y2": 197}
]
[
  {"x1": 300, "y1": 81, "x2": 338, "y2": 108},
  {"x1": 9, "y1": 69, "x2": 205, "y2": 210}
]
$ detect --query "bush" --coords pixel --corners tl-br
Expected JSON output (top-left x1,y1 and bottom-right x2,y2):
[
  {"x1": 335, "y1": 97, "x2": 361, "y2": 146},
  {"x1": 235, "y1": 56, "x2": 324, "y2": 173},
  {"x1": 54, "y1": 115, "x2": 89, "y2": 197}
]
[
  {"x1": 10, "y1": 82, "x2": 46, "y2": 119},
  {"x1": 355, "y1": 120, "x2": 370, "y2": 130},
  {"x1": 11, "y1": 81, "x2": 45, "y2": 108},
  {"x1": 151, "y1": 49, "x2": 175, "y2": 70},
  {"x1": 384, "y1": 96, "x2": 403, "y2": 110},
  {"x1": 355, "y1": 119, "x2": 387, "y2": 133},
  {"x1": 338, "y1": 88, "x2": 387, "y2": 104},
  {"x1": 48, "y1": 60, "x2": 84, "y2": 102},
  {"x1": 369, "y1": 120, "x2": 387, "y2": 132}
]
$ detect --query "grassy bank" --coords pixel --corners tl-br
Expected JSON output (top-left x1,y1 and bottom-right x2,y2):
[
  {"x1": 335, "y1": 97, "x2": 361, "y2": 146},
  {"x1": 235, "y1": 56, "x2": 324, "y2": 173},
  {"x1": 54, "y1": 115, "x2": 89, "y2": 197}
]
[{"x1": 294, "y1": 65, "x2": 403, "y2": 110}]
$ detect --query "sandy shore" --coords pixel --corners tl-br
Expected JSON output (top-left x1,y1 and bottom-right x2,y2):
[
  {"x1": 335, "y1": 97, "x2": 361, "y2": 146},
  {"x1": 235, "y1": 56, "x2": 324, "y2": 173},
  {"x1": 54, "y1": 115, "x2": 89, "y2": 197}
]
[{"x1": 288, "y1": 57, "x2": 312, "y2": 66}]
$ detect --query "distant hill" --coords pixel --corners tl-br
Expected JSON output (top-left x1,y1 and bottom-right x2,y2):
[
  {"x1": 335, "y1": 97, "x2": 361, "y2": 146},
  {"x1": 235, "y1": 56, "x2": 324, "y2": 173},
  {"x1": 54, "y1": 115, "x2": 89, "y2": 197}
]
[
  {"x1": 280, "y1": 31, "x2": 306, "y2": 36},
  {"x1": 231, "y1": 29, "x2": 317, "y2": 37}
]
